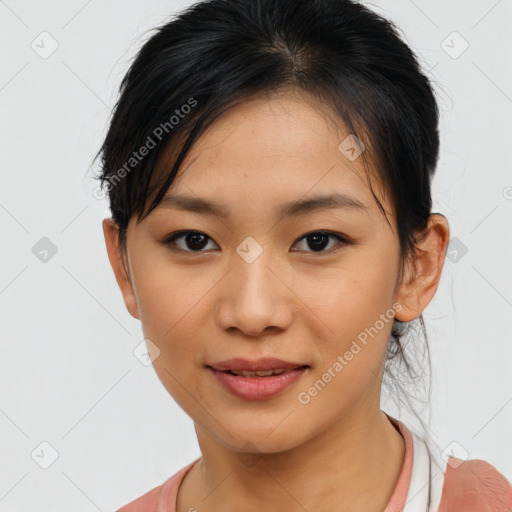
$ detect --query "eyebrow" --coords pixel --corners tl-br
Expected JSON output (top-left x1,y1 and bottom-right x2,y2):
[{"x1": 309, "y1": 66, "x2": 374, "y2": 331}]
[{"x1": 157, "y1": 192, "x2": 368, "y2": 218}]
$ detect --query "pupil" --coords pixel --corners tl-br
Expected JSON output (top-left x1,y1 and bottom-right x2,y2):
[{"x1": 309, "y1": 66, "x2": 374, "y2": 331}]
[
  {"x1": 187, "y1": 232, "x2": 208, "y2": 250},
  {"x1": 308, "y1": 233, "x2": 328, "y2": 251}
]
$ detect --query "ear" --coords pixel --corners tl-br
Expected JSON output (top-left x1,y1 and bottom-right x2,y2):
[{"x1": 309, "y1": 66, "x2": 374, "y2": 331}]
[
  {"x1": 102, "y1": 218, "x2": 140, "y2": 320},
  {"x1": 394, "y1": 214, "x2": 450, "y2": 322}
]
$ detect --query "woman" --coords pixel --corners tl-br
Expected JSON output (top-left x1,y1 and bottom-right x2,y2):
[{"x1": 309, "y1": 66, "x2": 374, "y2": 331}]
[{"x1": 95, "y1": 0, "x2": 512, "y2": 510}]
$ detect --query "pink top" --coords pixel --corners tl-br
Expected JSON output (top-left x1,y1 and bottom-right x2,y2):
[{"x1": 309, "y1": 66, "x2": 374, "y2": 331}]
[{"x1": 116, "y1": 416, "x2": 512, "y2": 511}]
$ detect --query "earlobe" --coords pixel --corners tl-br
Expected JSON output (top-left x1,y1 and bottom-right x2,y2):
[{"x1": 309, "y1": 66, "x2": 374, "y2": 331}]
[
  {"x1": 394, "y1": 214, "x2": 450, "y2": 322},
  {"x1": 102, "y1": 218, "x2": 141, "y2": 320}
]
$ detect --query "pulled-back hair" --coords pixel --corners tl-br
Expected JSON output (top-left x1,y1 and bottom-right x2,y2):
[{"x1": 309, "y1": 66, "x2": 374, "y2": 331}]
[{"x1": 93, "y1": 0, "x2": 441, "y2": 449}]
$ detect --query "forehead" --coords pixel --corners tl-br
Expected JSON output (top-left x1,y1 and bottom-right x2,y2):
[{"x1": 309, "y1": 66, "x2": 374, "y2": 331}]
[{"x1": 148, "y1": 89, "x2": 392, "y2": 221}]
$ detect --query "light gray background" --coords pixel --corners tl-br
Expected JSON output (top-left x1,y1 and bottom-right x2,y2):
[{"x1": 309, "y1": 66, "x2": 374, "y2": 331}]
[{"x1": 1, "y1": 0, "x2": 511, "y2": 510}]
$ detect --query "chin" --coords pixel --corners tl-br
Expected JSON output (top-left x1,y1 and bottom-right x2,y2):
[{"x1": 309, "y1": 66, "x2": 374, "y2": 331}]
[{"x1": 216, "y1": 427, "x2": 305, "y2": 457}]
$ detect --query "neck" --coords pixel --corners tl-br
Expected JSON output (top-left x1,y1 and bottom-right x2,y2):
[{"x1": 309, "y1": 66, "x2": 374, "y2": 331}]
[{"x1": 176, "y1": 404, "x2": 405, "y2": 512}]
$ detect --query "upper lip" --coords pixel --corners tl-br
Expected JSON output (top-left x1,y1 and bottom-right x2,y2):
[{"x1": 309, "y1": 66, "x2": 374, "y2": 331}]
[{"x1": 207, "y1": 357, "x2": 309, "y2": 372}]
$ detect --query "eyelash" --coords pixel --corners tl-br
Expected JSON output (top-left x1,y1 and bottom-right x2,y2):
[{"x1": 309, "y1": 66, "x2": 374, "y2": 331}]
[{"x1": 162, "y1": 230, "x2": 352, "y2": 255}]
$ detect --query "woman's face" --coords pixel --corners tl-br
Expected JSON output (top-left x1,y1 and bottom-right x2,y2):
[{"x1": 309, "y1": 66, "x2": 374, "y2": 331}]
[{"x1": 106, "y1": 89, "x2": 415, "y2": 453}]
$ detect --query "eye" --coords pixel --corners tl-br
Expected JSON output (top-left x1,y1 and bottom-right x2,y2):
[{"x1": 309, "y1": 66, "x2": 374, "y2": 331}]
[
  {"x1": 163, "y1": 230, "x2": 218, "y2": 252},
  {"x1": 291, "y1": 231, "x2": 351, "y2": 254},
  {"x1": 163, "y1": 230, "x2": 351, "y2": 254}
]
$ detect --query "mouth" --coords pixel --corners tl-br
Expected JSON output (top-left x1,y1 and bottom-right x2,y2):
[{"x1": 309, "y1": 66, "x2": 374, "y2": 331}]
[
  {"x1": 206, "y1": 363, "x2": 310, "y2": 400},
  {"x1": 206, "y1": 357, "x2": 311, "y2": 374},
  {"x1": 210, "y1": 365, "x2": 310, "y2": 377}
]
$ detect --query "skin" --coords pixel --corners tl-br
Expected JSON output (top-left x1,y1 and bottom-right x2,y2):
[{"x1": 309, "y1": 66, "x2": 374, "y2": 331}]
[{"x1": 103, "y1": 88, "x2": 450, "y2": 512}]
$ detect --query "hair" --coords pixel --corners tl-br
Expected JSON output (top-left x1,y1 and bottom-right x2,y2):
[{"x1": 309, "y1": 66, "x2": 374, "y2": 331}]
[{"x1": 93, "y1": 0, "x2": 442, "y2": 498}]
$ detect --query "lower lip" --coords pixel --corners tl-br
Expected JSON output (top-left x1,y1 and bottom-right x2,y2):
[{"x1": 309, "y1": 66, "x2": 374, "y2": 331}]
[{"x1": 208, "y1": 367, "x2": 309, "y2": 400}]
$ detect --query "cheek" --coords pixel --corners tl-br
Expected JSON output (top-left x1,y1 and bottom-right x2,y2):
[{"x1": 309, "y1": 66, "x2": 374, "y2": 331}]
[
  {"x1": 128, "y1": 262, "x2": 207, "y2": 396},
  {"x1": 311, "y1": 260, "x2": 397, "y2": 340},
  {"x1": 305, "y1": 252, "x2": 398, "y2": 386},
  {"x1": 131, "y1": 249, "x2": 203, "y2": 333},
  {"x1": 294, "y1": 279, "x2": 394, "y2": 428}
]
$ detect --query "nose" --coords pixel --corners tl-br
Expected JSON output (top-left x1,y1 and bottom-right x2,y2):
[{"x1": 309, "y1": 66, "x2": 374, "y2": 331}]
[{"x1": 216, "y1": 255, "x2": 294, "y2": 338}]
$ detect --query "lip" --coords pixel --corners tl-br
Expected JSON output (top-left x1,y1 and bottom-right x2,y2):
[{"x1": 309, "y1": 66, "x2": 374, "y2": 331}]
[
  {"x1": 208, "y1": 367, "x2": 309, "y2": 400},
  {"x1": 207, "y1": 357, "x2": 308, "y2": 372}
]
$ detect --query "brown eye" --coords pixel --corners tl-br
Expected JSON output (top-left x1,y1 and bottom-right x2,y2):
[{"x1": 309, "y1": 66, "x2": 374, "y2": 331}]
[
  {"x1": 292, "y1": 231, "x2": 351, "y2": 254},
  {"x1": 163, "y1": 230, "x2": 351, "y2": 255},
  {"x1": 163, "y1": 231, "x2": 218, "y2": 252}
]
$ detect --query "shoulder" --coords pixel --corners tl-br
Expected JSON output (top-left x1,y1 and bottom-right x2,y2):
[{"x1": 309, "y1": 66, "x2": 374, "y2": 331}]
[
  {"x1": 439, "y1": 456, "x2": 512, "y2": 512},
  {"x1": 116, "y1": 483, "x2": 164, "y2": 512},
  {"x1": 115, "y1": 458, "x2": 201, "y2": 512}
]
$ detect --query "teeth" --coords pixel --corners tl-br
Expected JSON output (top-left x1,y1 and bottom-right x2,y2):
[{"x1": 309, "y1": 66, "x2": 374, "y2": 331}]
[{"x1": 229, "y1": 369, "x2": 287, "y2": 377}]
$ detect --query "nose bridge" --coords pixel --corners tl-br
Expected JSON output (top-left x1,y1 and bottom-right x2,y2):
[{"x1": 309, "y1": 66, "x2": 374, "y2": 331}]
[
  {"x1": 217, "y1": 237, "x2": 292, "y2": 336},
  {"x1": 237, "y1": 247, "x2": 275, "y2": 299}
]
